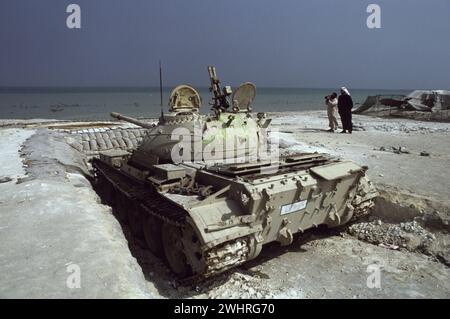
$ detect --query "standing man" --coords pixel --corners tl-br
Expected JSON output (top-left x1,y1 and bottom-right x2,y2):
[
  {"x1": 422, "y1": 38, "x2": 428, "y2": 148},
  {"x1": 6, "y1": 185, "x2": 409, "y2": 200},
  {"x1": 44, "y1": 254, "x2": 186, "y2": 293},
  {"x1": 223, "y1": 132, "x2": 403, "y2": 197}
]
[
  {"x1": 325, "y1": 92, "x2": 339, "y2": 132},
  {"x1": 338, "y1": 87, "x2": 354, "y2": 134}
]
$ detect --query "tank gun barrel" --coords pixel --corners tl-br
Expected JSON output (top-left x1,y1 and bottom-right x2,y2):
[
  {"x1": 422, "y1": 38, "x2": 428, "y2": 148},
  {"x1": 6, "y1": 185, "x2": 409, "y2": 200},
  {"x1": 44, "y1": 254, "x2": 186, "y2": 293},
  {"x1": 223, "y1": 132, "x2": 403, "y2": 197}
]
[{"x1": 110, "y1": 112, "x2": 154, "y2": 129}]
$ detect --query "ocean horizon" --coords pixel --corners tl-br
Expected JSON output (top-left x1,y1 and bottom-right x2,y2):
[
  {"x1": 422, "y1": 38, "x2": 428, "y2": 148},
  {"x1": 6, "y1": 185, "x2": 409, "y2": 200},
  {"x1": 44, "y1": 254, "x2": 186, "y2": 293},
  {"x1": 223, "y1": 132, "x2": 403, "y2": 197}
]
[{"x1": 0, "y1": 87, "x2": 411, "y2": 120}]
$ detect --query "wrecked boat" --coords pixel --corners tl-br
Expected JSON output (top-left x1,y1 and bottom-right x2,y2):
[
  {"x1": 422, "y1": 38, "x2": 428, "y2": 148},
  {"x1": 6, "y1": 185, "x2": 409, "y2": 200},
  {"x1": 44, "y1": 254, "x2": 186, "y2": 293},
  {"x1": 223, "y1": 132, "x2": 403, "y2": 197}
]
[{"x1": 354, "y1": 90, "x2": 450, "y2": 121}]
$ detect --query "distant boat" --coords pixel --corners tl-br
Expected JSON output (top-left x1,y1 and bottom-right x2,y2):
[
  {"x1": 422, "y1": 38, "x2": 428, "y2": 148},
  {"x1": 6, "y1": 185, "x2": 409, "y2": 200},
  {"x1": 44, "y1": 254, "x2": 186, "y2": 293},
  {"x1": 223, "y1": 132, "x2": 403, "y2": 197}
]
[{"x1": 50, "y1": 103, "x2": 65, "y2": 112}]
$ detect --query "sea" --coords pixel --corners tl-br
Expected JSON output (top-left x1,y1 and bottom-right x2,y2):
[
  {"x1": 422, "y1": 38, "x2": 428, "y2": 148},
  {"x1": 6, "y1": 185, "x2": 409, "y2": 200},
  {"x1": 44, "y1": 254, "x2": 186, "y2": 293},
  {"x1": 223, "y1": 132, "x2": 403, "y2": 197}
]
[{"x1": 0, "y1": 87, "x2": 411, "y2": 120}]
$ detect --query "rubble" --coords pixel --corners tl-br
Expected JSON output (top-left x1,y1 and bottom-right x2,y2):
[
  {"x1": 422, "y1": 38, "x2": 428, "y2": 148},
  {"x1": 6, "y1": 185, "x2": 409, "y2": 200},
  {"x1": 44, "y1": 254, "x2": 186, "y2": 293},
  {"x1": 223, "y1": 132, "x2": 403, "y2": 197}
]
[
  {"x1": 0, "y1": 176, "x2": 13, "y2": 183},
  {"x1": 376, "y1": 146, "x2": 411, "y2": 154},
  {"x1": 393, "y1": 146, "x2": 410, "y2": 154},
  {"x1": 348, "y1": 220, "x2": 436, "y2": 253},
  {"x1": 202, "y1": 272, "x2": 304, "y2": 299}
]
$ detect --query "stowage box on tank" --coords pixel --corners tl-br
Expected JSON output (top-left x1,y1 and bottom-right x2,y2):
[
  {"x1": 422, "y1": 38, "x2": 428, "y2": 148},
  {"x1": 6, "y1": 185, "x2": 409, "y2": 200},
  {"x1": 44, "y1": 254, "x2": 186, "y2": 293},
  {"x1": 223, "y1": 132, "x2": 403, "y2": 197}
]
[{"x1": 92, "y1": 66, "x2": 378, "y2": 280}]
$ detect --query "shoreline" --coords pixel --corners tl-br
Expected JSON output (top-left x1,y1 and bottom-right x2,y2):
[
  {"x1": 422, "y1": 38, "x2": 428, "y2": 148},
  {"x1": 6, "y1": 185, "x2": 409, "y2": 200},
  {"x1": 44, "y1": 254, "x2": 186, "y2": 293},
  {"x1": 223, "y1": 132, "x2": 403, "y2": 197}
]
[{"x1": 2, "y1": 108, "x2": 450, "y2": 125}]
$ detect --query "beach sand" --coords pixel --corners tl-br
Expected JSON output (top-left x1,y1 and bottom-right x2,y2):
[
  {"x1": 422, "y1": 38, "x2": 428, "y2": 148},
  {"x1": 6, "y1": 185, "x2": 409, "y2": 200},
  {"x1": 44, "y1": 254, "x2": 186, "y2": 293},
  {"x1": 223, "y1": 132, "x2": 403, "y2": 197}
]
[{"x1": 0, "y1": 111, "x2": 449, "y2": 298}]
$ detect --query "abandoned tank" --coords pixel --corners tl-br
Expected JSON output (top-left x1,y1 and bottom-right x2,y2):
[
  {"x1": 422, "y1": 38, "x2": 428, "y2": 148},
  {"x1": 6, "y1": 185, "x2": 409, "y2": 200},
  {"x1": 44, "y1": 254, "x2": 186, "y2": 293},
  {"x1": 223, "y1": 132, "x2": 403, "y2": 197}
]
[{"x1": 92, "y1": 66, "x2": 378, "y2": 279}]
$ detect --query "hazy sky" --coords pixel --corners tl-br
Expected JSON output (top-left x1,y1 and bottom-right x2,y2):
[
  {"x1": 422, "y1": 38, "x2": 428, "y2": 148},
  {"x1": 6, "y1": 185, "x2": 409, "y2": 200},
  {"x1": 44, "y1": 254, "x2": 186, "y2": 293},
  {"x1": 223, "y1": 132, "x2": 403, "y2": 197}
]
[{"x1": 1, "y1": 0, "x2": 449, "y2": 89}]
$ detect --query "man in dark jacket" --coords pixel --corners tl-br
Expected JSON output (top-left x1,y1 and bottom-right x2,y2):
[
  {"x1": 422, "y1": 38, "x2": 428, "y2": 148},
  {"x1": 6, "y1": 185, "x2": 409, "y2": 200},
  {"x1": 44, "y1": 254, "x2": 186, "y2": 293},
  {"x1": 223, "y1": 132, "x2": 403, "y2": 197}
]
[{"x1": 337, "y1": 87, "x2": 354, "y2": 133}]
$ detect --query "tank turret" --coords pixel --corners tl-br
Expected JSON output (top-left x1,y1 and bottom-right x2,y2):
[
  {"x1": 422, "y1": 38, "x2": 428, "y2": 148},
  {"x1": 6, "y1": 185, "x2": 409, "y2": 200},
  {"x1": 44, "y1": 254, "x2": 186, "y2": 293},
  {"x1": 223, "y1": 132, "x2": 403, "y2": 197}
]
[{"x1": 112, "y1": 67, "x2": 267, "y2": 167}]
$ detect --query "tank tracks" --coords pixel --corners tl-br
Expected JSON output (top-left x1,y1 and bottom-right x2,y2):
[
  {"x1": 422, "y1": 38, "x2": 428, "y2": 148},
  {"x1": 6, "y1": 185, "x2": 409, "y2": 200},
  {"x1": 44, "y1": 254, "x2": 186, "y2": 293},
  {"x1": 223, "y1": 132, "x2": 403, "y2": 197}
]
[
  {"x1": 92, "y1": 160, "x2": 250, "y2": 282},
  {"x1": 178, "y1": 238, "x2": 249, "y2": 286}
]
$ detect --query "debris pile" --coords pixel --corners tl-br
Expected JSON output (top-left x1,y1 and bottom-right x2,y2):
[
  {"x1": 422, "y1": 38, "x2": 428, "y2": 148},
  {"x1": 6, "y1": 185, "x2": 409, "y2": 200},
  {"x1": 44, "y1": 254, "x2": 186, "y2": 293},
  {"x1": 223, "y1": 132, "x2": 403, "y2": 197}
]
[
  {"x1": 371, "y1": 123, "x2": 450, "y2": 133},
  {"x1": 376, "y1": 146, "x2": 410, "y2": 154},
  {"x1": 186, "y1": 271, "x2": 304, "y2": 299},
  {"x1": 376, "y1": 146, "x2": 432, "y2": 156},
  {"x1": 204, "y1": 272, "x2": 273, "y2": 299},
  {"x1": 0, "y1": 176, "x2": 13, "y2": 183},
  {"x1": 348, "y1": 220, "x2": 436, "y2": 253}
]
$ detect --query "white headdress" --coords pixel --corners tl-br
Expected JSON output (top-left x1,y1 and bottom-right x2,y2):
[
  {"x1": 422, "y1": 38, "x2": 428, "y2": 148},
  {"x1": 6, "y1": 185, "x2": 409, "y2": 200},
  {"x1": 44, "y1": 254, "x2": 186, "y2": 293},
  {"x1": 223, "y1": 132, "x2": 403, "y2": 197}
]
[{"x1": 340, "y1": 87, "x2": 350, "y2": 96}]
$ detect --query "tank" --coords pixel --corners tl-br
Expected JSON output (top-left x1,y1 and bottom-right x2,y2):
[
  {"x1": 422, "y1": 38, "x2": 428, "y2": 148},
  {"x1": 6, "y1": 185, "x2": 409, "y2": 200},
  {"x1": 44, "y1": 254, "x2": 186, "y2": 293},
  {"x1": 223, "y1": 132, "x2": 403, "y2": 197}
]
[{"x1": 92, "y1": 66, "x2": 378, "y2": 280}]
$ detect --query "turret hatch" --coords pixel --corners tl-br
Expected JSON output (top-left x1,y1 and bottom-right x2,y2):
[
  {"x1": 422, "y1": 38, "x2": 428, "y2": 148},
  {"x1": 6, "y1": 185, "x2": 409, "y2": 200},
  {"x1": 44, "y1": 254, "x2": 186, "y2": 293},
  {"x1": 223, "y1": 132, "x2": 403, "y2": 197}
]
[
  {"x1": 169, "y1": 85, "x2": 202, "y2": 113},
  {"x1": 232, "y1": 82, "x2": 256, "y2": 112}
]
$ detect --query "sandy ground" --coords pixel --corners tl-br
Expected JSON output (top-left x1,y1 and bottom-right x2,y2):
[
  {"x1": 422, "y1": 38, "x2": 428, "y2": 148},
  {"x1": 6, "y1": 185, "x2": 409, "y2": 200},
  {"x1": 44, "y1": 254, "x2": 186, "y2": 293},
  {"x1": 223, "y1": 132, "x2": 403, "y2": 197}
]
[
  {"x1": 0, "y1": 128, "x2": 155, "y2": 298},
  {"x1": 0, "y1": 111, "x2": 449, "y2": 298}
]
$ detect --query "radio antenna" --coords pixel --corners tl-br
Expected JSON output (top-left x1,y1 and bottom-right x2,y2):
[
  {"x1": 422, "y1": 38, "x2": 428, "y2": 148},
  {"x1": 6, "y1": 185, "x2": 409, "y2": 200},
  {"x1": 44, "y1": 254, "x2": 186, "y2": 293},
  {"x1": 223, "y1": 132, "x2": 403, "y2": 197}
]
[{"x1": 159, "y1": 60, "x2": 163, "y2": 110}]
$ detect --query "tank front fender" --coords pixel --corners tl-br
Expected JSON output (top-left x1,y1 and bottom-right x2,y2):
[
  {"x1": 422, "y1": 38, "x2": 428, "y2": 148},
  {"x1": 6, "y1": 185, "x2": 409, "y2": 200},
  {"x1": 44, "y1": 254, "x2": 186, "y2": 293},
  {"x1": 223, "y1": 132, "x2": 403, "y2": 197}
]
[{"x1": 186, "y1": 198, "x2": 262, "y2": 250}]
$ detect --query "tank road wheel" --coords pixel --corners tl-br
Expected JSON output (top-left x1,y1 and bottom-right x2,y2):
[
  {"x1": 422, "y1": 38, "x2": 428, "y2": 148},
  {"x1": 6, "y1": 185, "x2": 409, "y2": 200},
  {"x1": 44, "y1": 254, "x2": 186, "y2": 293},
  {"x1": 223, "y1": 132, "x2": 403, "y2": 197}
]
[
  {"x1": 114, "y1": 191, "x2": 129, "y2": 224},
  {"x1": 143, "y1": 214, "x2": 163, "y2": 257},
  {"x1": 181, "y1": 225, "x2": 206, "y2": 275},
  {"x1": 162, "y1": 223, "x2": 192, "y2": 278},
  {"x1": 103, "y1": 181, "x2": 115, "y2": 206},
  {"x1": 95, "y1": 174, "x2": 114, "y2": 205},
  {"x1": 94, "y1": 174, "x2": 107, "y2": 202},
  {"x1": 128, "y1": 204, "x2": 144, "y2": 240},
  {"x1": 162, "y1": 223, "x2": 206, "y2": 278}
]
